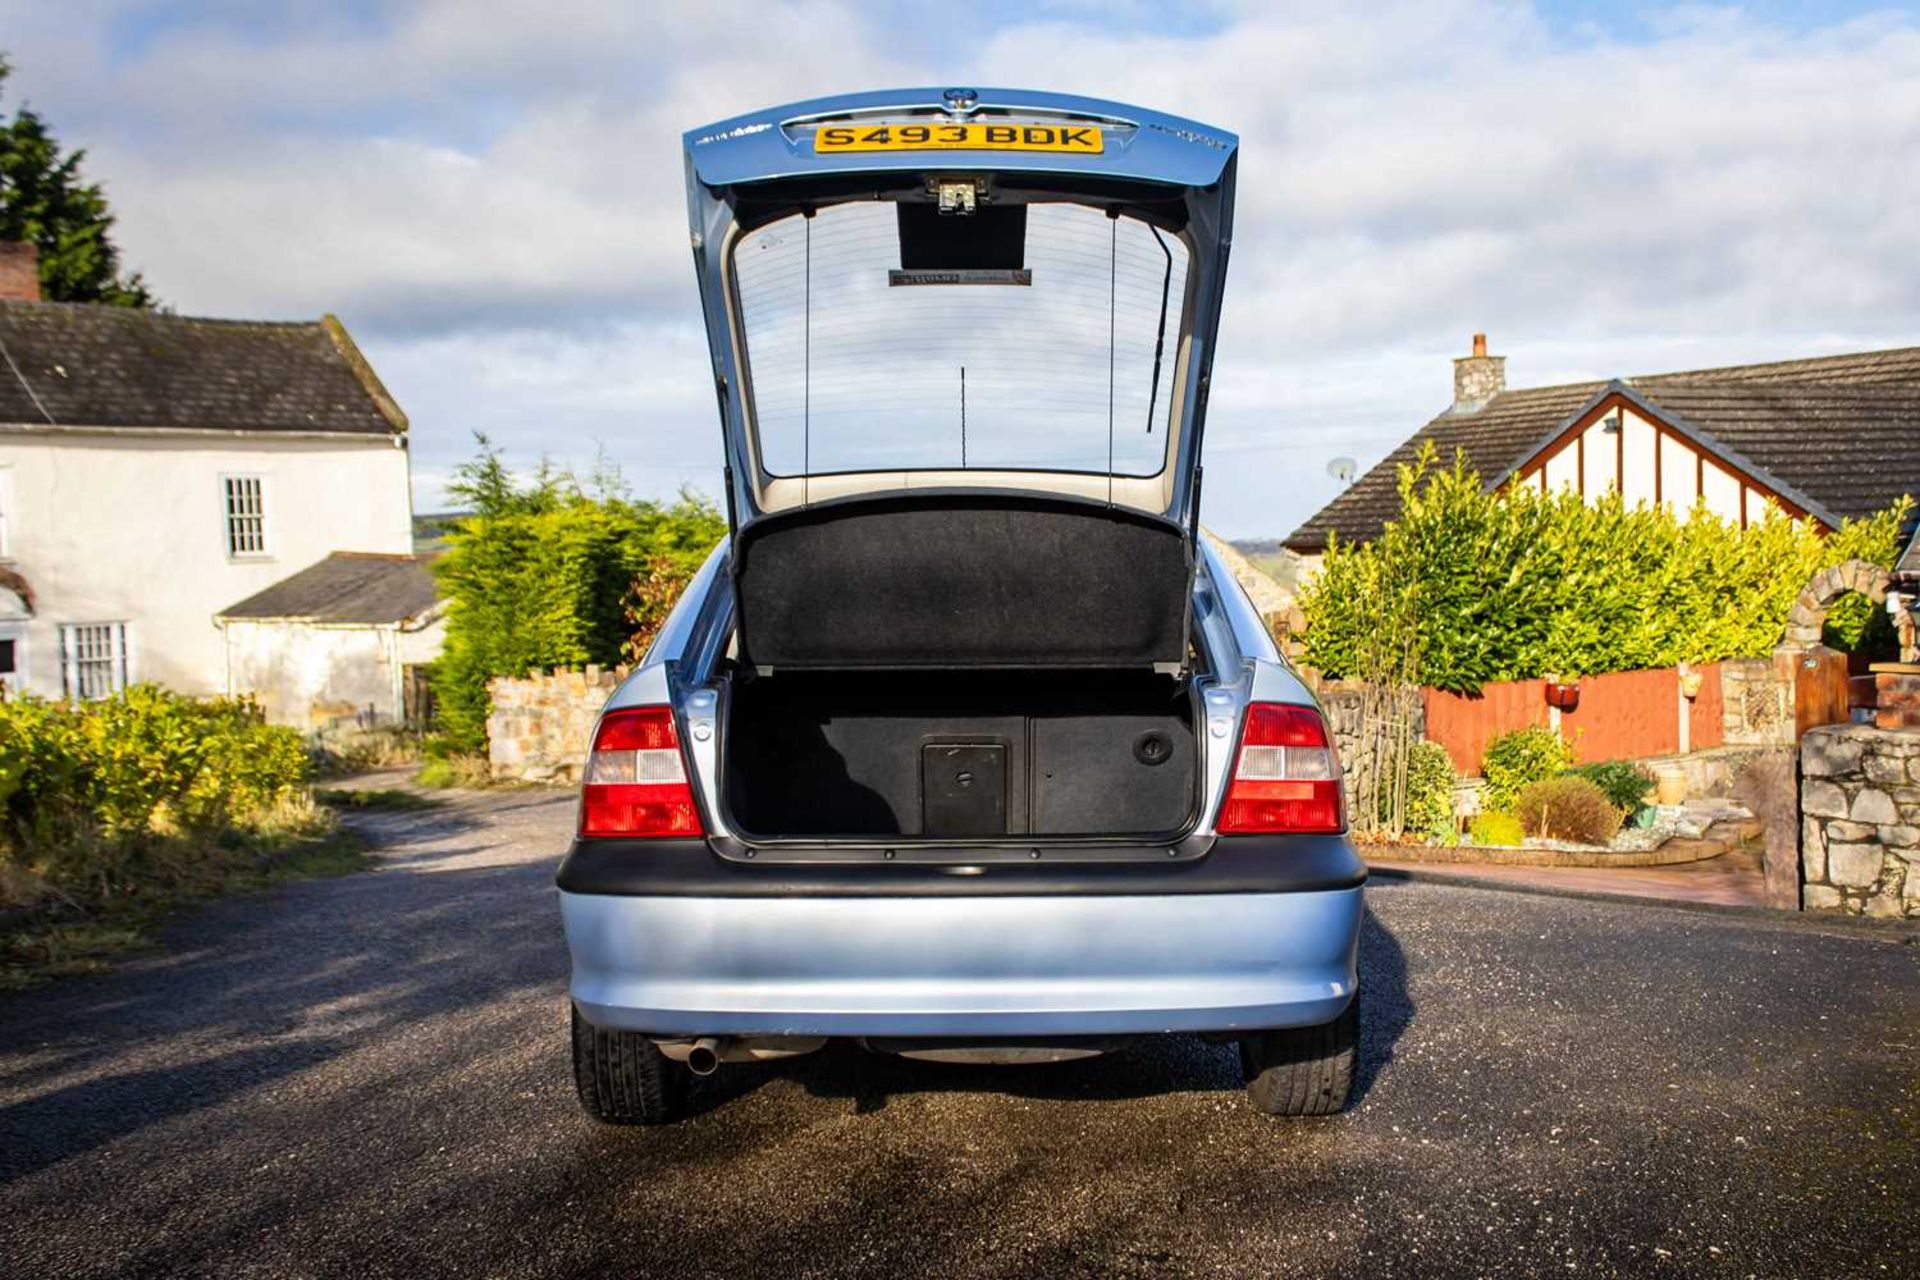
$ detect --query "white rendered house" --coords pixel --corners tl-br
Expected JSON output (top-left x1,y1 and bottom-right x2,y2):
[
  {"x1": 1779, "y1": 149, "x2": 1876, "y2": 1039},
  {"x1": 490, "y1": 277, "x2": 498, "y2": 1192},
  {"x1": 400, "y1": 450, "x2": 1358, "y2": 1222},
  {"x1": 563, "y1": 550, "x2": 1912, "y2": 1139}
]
[{"x1": 0, "y1": 252, "x2": 415, "y2": 701}]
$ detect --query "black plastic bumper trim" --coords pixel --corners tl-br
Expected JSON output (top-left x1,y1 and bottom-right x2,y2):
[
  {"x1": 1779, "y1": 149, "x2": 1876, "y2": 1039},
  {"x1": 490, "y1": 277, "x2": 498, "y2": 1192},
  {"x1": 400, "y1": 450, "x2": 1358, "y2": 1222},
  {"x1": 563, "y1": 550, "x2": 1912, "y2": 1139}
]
[{"x1": 554, "y1": 834, "x2": 1366, "y2": 898}]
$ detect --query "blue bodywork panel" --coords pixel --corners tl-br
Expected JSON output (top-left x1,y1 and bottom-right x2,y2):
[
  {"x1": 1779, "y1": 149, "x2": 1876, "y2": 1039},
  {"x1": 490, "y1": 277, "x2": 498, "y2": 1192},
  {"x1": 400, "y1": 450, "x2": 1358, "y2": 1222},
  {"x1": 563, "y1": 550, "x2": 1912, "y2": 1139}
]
[
  {"x1": 681, "y1": 88, "x2": 1239, "y2": 529},
  {"x1": 684, "y1": 87, "x2": 1237, "y2": 190}
]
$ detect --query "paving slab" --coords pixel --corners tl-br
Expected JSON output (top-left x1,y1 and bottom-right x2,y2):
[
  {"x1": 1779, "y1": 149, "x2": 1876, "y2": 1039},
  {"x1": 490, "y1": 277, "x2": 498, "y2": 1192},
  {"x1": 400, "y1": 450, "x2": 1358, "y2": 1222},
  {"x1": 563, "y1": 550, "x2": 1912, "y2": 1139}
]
[{"x1": 1366, "y1": 846, "x2": 1773, "y2": 909}]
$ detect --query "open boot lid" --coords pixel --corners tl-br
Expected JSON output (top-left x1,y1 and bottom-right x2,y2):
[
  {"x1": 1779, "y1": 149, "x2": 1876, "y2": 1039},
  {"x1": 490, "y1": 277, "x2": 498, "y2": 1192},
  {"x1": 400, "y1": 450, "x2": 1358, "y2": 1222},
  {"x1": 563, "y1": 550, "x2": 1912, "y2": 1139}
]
[{"x1": 682, "y1": 89, "x2": 1237, "y2": 671}]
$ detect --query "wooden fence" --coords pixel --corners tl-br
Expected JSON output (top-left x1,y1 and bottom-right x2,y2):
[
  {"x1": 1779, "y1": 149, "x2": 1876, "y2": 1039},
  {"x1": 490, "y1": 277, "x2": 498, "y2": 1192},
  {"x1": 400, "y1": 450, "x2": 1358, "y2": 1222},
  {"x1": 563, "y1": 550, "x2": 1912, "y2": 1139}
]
[{"x1": 1422, "y1": 663, "x2": 1734, "y2": 775}]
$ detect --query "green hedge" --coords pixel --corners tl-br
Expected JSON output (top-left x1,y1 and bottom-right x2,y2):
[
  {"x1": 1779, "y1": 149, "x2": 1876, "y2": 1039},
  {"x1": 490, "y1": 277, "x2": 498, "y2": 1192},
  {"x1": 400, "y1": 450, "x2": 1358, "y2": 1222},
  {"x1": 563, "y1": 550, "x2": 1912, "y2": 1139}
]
[
  {"x1": 0, "y1": 685, "x2": 310, "y2": 908},
  {"x1": 1298, "y1": 446, "x2": 1910, "y2": 692},
  {"x1": 429, "y1": 444, "x2": 728, "y2": 752}
]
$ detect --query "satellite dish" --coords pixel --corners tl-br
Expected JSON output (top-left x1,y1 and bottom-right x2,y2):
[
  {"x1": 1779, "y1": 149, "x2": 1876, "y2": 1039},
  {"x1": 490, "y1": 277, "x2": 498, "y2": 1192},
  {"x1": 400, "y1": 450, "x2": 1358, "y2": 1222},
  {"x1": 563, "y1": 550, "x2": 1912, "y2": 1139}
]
[{"x1": 1327, "y1": 456, "x2": 1357, "y2": 486}]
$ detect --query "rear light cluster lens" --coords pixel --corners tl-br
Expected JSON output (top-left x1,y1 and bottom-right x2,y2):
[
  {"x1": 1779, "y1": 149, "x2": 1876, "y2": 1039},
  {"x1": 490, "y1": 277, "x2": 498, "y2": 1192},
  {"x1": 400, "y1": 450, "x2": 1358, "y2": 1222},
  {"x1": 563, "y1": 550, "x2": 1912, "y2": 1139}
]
[
  {"x1": 1217, "y1": 702, "x2": 1345, "y2": 834},
  {"x1": 579, "y1": 707, "x2": 702, "y2": 838}
]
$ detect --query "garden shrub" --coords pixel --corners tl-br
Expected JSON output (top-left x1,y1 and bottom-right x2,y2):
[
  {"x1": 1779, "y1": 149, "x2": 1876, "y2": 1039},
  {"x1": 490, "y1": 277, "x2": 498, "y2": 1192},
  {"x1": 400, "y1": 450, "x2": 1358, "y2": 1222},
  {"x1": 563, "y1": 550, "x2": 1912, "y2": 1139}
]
[
  {"x1": 1565, "y1": 760, "x2": 1655, "y2": 815},
  {"x1": 1298, "y1": 446, "x2": 1911, "y2": 690},
  {"x1": 1481, "y1": 726, "x2": 1575, "y2": 811},
  {"x1": 1512, "y1": 776, "x2": 1624, "y2": 845},
  {"x1": 1395, "y1": 740, "x2": 1457, "y2": 841},
  {"x1": 1468, "y1": 811, "x2": 1525, "y2": 847},
  {"x1": 622, "y1": 555, "x2": 699, "y2": 664},
  {"x1": 429, "y1": 440, "x2": 727, "y2": 752},
  {"x1": 0, "y1": 686, "x2": 311, "y2": 910}
]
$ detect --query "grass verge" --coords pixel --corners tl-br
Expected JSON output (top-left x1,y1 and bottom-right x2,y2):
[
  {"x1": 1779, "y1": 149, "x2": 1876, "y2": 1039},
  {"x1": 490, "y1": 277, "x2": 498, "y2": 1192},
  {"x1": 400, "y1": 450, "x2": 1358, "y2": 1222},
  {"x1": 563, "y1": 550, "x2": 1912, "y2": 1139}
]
[
  {"x1": 314, "y1": 787, "x2": 444, "y2": 812},
  {"x1": 0, "y1": 818, "x2": 372, "y2": 993},
  {"x1": 415, "y1": 754, "x2": 497, "y2": 790}
]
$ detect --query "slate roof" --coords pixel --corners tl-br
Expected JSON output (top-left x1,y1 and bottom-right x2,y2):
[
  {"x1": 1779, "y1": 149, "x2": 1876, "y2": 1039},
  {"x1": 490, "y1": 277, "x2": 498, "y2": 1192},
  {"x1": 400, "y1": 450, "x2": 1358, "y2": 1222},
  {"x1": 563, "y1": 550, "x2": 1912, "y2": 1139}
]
[
  {"x1": 1285, "y1": 345, "x2": 1920, "y2": 552},
  {"x1": 218, "y1": 553, "x2": 440, "y2": 626},
  {"x1": 0, "y1": 301, "x2": 405, "y2": 435}
]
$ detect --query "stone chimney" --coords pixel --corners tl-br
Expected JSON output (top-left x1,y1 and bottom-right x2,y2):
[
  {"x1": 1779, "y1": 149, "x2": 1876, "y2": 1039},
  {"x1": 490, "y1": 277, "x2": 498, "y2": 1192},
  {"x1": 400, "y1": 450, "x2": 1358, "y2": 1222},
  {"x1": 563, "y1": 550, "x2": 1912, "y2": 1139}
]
[
  {"x1": 0, "y1": 242, "x2": 40, "y2": 302},
  {"x1": 1452, "y1": 332, "x2": 1505, "y2": 412}
]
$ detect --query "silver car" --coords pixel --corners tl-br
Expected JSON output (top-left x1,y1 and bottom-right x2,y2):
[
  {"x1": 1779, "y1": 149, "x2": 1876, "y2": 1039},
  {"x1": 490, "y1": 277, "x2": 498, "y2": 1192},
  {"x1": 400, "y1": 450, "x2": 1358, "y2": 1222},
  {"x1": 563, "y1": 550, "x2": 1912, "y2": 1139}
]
[{"x1": 558, "y1": 88, "x2": 1365, "y2": 1122}]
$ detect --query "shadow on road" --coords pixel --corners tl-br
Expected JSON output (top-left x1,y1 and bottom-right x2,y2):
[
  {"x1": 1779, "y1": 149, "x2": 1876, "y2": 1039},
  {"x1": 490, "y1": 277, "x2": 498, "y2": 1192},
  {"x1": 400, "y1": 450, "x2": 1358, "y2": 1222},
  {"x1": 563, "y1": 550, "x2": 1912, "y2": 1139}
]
[
  {"x1": 0, "y1": 795, "x2": 571, "y2": 1181},
  {"x1": 1354, "y1": 904, "x2": 1412, "y2": 1103}
]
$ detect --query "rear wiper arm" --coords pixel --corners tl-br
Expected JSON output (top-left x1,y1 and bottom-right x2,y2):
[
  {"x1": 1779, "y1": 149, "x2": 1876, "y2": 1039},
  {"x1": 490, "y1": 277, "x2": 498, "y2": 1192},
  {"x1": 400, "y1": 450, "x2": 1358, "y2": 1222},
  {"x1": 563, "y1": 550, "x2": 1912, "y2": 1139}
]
[{"x1": 1143, "y1": 224, "x2": 1174, "y2": 434}]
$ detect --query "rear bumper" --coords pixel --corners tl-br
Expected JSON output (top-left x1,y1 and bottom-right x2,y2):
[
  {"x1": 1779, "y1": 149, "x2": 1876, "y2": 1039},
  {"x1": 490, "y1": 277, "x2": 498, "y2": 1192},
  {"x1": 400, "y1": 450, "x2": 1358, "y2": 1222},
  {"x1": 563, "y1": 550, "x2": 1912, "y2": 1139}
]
[{"x1": 562, "y1": 886, "x2": 1362, "y2": 1037}]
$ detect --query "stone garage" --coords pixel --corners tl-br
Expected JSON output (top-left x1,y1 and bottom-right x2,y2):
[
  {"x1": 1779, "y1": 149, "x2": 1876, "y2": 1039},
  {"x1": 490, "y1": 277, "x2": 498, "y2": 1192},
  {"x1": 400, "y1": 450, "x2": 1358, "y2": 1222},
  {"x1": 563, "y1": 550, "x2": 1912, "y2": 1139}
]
[{"x1": 217, "y1": 552, "x2": 443, "y2": 736}]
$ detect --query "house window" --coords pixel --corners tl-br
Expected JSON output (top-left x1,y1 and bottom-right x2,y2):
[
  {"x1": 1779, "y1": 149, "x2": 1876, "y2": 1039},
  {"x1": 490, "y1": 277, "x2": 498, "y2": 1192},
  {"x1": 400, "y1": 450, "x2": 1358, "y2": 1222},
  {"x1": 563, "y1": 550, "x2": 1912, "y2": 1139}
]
[
  {"x1": 60, "y1": 622, "x2": 128, "y2": 700},
  {"x1": 0, "y1": 634, "x2": 18, "y2": 696},
  {"x1": 223, "y1": 475, "x2": 268, "y2": 557}
]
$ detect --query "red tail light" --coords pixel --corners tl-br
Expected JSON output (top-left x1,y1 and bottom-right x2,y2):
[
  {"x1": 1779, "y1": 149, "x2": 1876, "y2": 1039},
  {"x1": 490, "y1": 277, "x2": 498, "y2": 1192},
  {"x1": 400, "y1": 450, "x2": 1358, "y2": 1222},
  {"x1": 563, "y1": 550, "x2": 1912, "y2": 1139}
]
[
  {"x1": 1217, "y1": 703, "x2": 1345, "y2": 834},
  {"x1": 578, "y1": 706, "x2": 703, "y2": 838}
]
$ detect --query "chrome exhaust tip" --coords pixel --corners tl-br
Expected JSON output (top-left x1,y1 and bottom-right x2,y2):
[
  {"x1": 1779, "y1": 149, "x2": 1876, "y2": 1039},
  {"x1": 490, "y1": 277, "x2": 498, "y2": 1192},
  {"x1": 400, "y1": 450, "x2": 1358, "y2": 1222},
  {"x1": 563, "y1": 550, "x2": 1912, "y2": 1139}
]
[
  {"x1": 684, "y1": 1037, "x2": 721, "y2": 1076},
  {"x1": 654, "y1": 1035, "x2": 825, "y2": 1070}
]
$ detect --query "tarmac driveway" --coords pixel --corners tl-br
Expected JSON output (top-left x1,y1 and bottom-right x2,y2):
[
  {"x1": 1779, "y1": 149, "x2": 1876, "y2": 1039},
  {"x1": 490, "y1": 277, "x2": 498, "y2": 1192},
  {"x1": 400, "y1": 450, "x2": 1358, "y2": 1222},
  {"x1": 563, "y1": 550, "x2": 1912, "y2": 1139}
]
[{"x1": 2, "y1": 785, "x2": 1915, "y2": 1279}]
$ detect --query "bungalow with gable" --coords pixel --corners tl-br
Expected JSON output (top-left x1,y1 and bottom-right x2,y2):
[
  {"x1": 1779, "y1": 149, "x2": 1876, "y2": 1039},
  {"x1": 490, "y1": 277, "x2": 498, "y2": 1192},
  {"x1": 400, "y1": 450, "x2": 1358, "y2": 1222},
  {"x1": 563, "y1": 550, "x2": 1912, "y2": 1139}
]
[{"x1": 1286, "y1": 336, "x2": 1920, "y2": 573}]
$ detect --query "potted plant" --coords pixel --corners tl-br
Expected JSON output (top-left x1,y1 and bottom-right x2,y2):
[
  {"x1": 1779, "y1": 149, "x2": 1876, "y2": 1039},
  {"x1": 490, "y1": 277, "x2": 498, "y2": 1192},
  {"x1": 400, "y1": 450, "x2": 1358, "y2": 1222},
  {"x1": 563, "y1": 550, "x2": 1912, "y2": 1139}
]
[{"x1": 1543, "y1": 673, "x2": 1581, "y2": 711}]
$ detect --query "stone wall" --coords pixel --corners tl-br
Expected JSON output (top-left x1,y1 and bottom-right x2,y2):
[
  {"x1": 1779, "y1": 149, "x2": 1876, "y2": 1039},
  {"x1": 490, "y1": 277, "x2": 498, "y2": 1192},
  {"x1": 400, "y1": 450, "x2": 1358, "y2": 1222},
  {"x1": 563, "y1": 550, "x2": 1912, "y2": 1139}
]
[
  {"x1": 1313, "y1": 679, "x2": 1426, "y2": 814},
  {"x1": 1636, "y1": 744, "x2": 1781, "y2": 802},
  {"x1": 1799, "y1": 723, "x2": 1920, "y2": 918},
  {"x1": 486, "y1": 665, "x2": 626, "y2": 783}
]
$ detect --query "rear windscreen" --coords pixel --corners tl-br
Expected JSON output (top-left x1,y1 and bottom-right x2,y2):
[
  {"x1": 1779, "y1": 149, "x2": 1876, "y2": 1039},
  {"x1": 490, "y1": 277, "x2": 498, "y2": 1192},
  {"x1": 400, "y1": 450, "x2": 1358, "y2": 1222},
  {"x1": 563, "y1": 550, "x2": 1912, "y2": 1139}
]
[{"x1": 732, "y1": 200, "x2": 1190, "y2": 479}]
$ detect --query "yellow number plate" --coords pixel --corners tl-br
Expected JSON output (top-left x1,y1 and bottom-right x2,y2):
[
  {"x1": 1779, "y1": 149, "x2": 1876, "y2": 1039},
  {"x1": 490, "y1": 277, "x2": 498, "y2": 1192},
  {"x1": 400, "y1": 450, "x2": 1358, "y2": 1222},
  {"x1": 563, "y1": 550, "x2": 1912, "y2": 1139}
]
[{"x1": 814, "y1": 123, "x2": 1103, "y2": 155}]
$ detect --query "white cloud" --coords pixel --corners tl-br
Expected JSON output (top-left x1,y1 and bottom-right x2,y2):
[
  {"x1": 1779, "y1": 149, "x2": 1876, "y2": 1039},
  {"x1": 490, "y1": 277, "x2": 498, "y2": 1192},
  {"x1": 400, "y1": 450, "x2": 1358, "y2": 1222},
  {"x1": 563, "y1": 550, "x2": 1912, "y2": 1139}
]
[
  {"x1": 0, "y1": 0, "x2": 1914, "y2": 533},
  {"x1": 372, "y1": 317, "x2": 726, "y2": 508}
]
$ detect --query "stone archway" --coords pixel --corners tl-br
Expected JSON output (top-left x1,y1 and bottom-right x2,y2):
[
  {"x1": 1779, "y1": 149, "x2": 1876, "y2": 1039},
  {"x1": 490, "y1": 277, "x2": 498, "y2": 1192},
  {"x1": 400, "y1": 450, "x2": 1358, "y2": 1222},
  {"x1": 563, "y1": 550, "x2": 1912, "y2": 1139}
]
[{"x1": 1781, "y1": 559, "x2": 1890, "y2": 649}]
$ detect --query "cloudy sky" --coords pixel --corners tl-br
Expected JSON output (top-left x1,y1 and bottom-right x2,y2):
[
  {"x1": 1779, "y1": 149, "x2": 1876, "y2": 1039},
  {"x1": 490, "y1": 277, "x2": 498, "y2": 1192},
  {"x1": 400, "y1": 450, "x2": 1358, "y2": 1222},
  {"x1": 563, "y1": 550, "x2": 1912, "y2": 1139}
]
[{"x1": 2, "y1": 1, "x2": 1915, "y2": 537}]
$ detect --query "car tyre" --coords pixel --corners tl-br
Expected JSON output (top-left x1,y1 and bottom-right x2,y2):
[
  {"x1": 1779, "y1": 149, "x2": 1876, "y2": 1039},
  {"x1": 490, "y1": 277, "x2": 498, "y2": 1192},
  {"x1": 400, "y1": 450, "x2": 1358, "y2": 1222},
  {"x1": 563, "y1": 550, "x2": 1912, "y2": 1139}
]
[
  {"x1": 1240, "y1": 989, "x2": 1358, "y2": 1116},
  {"x1": 571, "y1": 1004, "x2": 691, "y2": 1124}
]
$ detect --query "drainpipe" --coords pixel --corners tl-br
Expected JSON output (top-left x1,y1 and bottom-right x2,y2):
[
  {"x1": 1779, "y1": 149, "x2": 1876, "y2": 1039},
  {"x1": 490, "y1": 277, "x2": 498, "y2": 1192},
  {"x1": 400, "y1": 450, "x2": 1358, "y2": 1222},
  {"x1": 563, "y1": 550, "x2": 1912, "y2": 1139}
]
[
  {"x1": 219, "y1": 620, "x2": 235, "y2": 699},
  {"x1": 384, "y1": 625, "x2": 402, "y2": 727}
]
